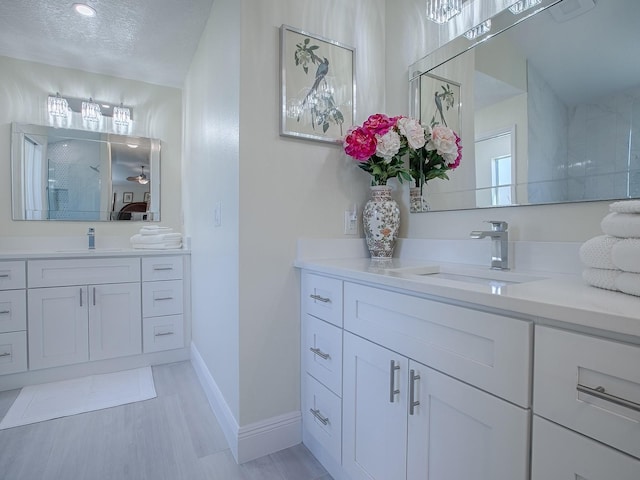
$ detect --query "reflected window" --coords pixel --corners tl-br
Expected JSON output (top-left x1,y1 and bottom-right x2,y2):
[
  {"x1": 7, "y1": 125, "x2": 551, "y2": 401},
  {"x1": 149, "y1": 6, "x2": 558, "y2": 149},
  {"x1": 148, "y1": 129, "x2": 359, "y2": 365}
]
[{"x1": 491, "y1": 155, "x2": 512, "y2": 206}]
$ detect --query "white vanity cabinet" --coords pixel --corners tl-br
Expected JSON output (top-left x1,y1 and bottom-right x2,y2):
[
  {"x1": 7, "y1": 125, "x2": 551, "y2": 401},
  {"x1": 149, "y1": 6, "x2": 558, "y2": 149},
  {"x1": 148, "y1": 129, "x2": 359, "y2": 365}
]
[
  {"x1": 531, "y1": 326, "x2": 640, "y2": 478},
  {"x1": 0, "y1": 261, "x2": 27, "y2": 375},
  {"x1": 342, "y1": 282, "x2": 531, "y2": 480},
  {"x1": 27, "y1": 258, "x2": 142, "y2": 370}
]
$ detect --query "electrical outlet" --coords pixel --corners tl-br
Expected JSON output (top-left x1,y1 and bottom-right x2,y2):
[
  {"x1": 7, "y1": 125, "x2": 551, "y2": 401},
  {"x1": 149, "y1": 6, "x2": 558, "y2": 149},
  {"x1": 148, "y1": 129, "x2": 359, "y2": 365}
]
[{"x1": 344, "y1": 209, "x2": 358, "y2": 235}]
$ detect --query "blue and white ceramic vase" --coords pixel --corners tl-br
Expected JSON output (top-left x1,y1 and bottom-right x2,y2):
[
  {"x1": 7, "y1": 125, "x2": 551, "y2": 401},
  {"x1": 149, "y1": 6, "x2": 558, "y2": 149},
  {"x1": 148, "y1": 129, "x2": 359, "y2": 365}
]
[{"x1": 363, "y1": 185, "x2": 400, "y2": 259}]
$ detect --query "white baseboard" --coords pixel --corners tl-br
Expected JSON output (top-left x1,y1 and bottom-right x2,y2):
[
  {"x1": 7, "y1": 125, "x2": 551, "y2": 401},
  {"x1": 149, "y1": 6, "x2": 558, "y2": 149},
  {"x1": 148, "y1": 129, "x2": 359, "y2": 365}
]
[{"x1": 190, "y1": 342, "x2": 301, "y2": 463}]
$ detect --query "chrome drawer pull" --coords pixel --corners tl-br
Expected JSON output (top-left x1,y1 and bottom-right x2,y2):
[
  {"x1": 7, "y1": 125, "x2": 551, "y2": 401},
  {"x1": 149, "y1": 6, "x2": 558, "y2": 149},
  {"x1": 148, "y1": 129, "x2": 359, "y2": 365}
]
[
  {"x1": 155, "y1": 332, "x2": 175, "y2": 337},
  {"x1": 153, "y1": 266, "x2": 174, "y2": 271},
  {"x1": 409, "y1": 369, "x2": 421, "y2": 415},
  {"x1": 79, "y1": 288, "x2": 83, "y2": 307},
  {"x1": 0, "y1": 274, "x2": 9, "y2": 278},
  {"x1": 389, "y1": 360, "x2": 400, "y2": 402},
  {"x1": 309, "y1": 294, "x2": 331, "y2": 303},
  {"x1": 0, "y1": 310, "x2": 10, "y2": 315},
  {"x1": 154, "y1": 297, "x2": 174, "y2": 301},
  {"x1": 309, "y1": 408, "x2": 329, "y2": 425},
  {"x1": 577, "y1": 383, "x2": 640, "y2": 413},
  {"x1": 309, "y1": 347, "x2": 330, "y2": 360},
  {"x1": 0, "y1": 352, "x2": 11, "y2": 357}
]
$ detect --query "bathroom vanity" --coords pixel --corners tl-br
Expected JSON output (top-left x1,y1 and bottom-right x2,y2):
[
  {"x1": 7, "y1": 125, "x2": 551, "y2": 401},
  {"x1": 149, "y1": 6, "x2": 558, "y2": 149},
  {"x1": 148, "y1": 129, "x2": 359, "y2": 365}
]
[
  {"x1": 297, "y1": 252, "x2": 640, "y2": 480},
  {"x1": 0, "y1": 250, "x2": 190, "y2": 390}
]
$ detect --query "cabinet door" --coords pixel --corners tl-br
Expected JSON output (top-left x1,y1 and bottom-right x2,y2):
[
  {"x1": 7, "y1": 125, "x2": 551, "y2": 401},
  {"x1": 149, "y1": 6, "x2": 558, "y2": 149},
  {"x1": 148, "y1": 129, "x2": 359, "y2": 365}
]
[
  {"x1": 407, "y1": 359, "x2": 530, "y2": 480},
  {"x1": 89, "y1": 282, "x2": 141, "y2": 361},
  {"x1": 343, "y1": 332, "x2": 408, "y2": 480},
  {"x1": 531, "y1": 416, "x2": 640, "y2": 479},
  {"x1": 28, "y1": 286, "x2": 89, "y2": 369}
]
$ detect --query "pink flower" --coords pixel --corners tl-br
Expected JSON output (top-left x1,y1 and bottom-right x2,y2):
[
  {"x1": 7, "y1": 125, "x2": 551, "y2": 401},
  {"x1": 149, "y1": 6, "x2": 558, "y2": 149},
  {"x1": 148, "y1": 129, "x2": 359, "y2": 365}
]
[
  {"x1": 362, "y1": 114, "x2": 396, "y2": 136},
  {"x1": 396, "y1": 117, "x2": 426, "y2": 149},
  {"x1": 375, "y1": 130, "x2": 401, "y2": 159},
  {"x1": 426, "y1": 126, "x2": 458, "y2": 157},
  {"x1": 343, "y1": 126, "x2": 377, "y2": 161}
]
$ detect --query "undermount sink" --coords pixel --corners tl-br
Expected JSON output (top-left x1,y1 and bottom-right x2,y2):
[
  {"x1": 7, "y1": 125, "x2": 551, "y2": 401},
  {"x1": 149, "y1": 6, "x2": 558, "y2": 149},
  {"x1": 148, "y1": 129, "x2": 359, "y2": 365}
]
[{"x1": 386, "y1": 264, "x2": 546, "y2": 287}]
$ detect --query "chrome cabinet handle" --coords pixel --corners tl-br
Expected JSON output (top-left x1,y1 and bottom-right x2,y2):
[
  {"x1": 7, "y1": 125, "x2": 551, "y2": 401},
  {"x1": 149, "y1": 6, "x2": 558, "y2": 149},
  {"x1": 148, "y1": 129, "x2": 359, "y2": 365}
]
[
  {"x1": 0, "y1": 310, "x2": 10, "y2": 315},
  {"x1": 153, "y1": 266, "x2": 174, "y2": 271},
  {"x1": 309, "y1": 347, "x2": 330, "y2": 360},
  {"x1": 80, "y1": 288, "x2": 83, "y2": 307},
  {"x1": 0, "y1": 352, "x2": 11, "y2": 357},
  {"x1": 309, "y1": 408, "x2": 329, "y2": 425},
  {"x1": 0, "y1": 274, "x2": 9, "y2": 278},
  {"x1": 309, "y1": 294, "x2": 331, "y2": 303},
  {"x1": 155, "y1": 332, "x2": 175, "y2": 337},
  {"x1": 409, "y1": 369, "x2": 421, "y2": 415},
  {"x1": 93, "y1": 287, "x2": 96, "y2": 306},
  {"x1": 577, "y1": 383, "x2": 640, "y2": 413},
  {"x1": 389, "y1": 360, "x2": 400, "y2": 402},
  {"x1": 154, "y1": 297, "x2": 174, "y2": 301}
]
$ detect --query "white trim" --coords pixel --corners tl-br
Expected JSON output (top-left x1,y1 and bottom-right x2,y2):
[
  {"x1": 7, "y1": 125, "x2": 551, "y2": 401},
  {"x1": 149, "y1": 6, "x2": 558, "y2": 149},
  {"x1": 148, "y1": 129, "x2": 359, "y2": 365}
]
[{"x1": 190, "y1": 342, "x2": 302, "y2": 463}]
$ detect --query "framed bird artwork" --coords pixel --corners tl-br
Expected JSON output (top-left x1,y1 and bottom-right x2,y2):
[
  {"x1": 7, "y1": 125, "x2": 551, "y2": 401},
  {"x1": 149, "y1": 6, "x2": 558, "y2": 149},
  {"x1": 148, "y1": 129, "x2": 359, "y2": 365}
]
[
  {"x1": 419, "y1": 73, "x2": 461, "y2": 135},
  {"x1": 280, "y1": 24, "x2": 355, "y2": 144}
]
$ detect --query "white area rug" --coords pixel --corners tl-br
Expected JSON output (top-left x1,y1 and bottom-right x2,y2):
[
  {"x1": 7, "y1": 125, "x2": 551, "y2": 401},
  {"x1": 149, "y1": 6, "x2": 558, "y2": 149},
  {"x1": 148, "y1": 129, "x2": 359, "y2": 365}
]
[{"x1": 0, "y1": 367, "x2": 156, "y2": 429}]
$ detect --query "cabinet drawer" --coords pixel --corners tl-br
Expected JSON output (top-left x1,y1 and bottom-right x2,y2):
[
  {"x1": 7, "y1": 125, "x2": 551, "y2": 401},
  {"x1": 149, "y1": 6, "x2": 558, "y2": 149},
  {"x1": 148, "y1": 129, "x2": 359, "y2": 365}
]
[
  {"x1": 534, "y1": 326, "x2": 640, "y2": 459},
  {"x1": 143, "y1": 315, "x2": 184, "y2": 353},
  {"x1": 531, "y1": 416, "x2": 640, "y2": 479},
  {"x1": 0, "y1": 290, "x2": 27, "y2": 333},
  {"x1": 0, "y1": 331, "x2": 28, "y2": 375},
  {"x1": 302, "y1": 273, "x2": 343, "y2": 327},
  {"x1": 142, "y1": 280, "x2": 183, "y2": 317},
  {"x1": 0, "y1": 261, "x2": 26, "y2": 290},
  {"x1": 344, "y1": 282, "x2": 532, "y2": 407},
  {"x1": 28, "y1": 258, "x2": 141, "y2": 287},
  {"x1": 303, "y1": 314, "x2": 342, "y2": 395},
  {"x1": 303, "y1": 373, "x2": 342, "y2": 466},
  {"x1": 142, "y1": 256, "x2": 183, "y2": 281}
]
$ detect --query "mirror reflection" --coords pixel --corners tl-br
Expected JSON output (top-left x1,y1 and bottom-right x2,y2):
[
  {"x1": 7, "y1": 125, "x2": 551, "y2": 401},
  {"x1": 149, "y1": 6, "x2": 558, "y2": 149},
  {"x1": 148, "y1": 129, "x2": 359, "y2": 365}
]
[
  {"x1": 11, "y1": 123, "x2": 161, "y2": 221},
  {"x1": 410, "y1": 0, "x2": 640, "y2": 212}
]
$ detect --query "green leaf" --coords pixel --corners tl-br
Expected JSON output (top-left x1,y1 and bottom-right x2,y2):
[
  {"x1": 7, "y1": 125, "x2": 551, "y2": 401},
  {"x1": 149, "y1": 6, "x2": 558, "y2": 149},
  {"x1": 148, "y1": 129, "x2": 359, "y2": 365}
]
[
  {"x1": 304, "y1": 38, "x2": 310, "y2": 44},
  {"x1": 323, "y1": 122, "x2": 329, "y2": 133},
  {"x1": 303, "y1": 66, "x2": 308, "y2": 74}
]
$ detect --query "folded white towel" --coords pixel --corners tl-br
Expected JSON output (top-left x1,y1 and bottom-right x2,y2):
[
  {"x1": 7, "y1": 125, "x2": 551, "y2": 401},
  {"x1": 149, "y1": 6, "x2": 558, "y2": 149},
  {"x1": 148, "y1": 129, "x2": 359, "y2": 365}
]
[
  {"x1": 582, "y1": 267, "x2": 620, "y2": 291},
  {"x1": 609, "y1": 200, "x2": 640, "y2": 214},
  {"x1": 130, "y1": 233, "x2": 182, "y2": 244},
  {"x1": 615, "y1": 272, "x2": 640, "y2": 297},
  {"x1": 139, "y1": 226, "x2": 174, "y2": 235},
  {"x1": 579, "y1": 235, "x2": 619, "y2": 269},
  {"x1": 600, "y1": 212, "x2": 640, "y2": 238},
  {"x1": 611, "y1": 238, "x2": 640, "y2": 273},
  {"x1": 131, "y1": 242, "x2": 182, "y2": 250}
]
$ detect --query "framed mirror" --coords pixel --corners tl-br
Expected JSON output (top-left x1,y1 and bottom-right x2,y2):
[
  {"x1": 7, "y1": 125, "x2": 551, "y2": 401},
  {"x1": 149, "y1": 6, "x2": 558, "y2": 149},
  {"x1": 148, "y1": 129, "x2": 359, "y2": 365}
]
[
  {"x1": 409, "y1": 0, "x2": 640, "y2": 212},
  {"x1": 11, "y1": 123, "x2": 161, "y2": 221}
]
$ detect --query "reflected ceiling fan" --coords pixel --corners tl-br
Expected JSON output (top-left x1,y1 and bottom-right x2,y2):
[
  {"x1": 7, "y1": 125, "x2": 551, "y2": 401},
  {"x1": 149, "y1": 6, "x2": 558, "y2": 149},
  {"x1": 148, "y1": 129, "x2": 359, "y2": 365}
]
[{"x1": 127, "y1": 165, "x2": 149, "y2": 185}]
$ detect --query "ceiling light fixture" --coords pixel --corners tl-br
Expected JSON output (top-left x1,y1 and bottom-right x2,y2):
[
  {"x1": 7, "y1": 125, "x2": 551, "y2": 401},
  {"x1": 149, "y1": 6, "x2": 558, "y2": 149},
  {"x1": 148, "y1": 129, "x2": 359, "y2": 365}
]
[
  {"x1": 73, "y1": 3, "x2": 96, "y2": 17},
  {"x1": 113, "y1": 103, "x2": 131, "y2": 128},
  {"x1": 48, "y1": 92, "x2": 69, "y2": 118},
  {"x1": 426, "y1": 0, "x2": 462, "y2": 24},
  {"x1": 81, "y1": 97, "x2": 102, "y2": 123},
  {"x1": 508, "y1": 0, "x2": 542, "y2": 15},
  {"x1": 127, "y1": 166, "x2": 149, "y2": 185},
  {"x1": 464, "y1": 19, "x2": 492, "y2": 40}
]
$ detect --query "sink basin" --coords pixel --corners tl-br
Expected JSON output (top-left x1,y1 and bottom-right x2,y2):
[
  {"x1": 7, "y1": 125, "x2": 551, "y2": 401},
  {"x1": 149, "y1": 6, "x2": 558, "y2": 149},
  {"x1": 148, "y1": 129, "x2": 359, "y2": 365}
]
[{"x1": 386, "y1": 264, "x2": 545, "y2": 287}]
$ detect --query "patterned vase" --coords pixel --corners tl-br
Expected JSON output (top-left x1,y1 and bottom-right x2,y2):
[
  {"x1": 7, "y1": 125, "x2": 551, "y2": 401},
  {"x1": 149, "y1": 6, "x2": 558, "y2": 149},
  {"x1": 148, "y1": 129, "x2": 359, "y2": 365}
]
[
  {"x1": 363, "y1": 185, "x2": 400, "y2": 259},
  {"x1": 409, "y1": 186, "x2": 430, "y2": 213}
]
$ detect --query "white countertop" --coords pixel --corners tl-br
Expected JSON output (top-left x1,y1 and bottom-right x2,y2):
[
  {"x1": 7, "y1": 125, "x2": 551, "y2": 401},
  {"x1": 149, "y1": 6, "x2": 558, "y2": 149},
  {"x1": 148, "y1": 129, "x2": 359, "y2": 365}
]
[
  {"x1": 295, "y1": 256, "x2": 640, "y2": 342},
  {"x1": 0, "y1": 248, "x2": 190, "y2": 260}
]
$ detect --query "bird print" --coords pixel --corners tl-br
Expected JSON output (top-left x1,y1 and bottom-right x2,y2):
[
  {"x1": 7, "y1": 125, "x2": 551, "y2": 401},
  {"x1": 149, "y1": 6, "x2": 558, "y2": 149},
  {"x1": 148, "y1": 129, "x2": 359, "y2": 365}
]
[
  {"x1": 302, "y1": 57, "x2": 329, "y2": 108},
  {"x1": 434, "y1": 92, "x2": 448, "y2": 127}
]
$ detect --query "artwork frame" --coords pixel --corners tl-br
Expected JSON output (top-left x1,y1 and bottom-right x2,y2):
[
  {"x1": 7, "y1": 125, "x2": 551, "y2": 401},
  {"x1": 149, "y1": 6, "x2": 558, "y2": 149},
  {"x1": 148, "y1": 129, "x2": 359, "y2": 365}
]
[
  {"x1": 123, "y1": 192, "x2": 133, "y2": 203},
  {"x1": 280, "y1": 24, "x2": 356, "y2": 144},
  {"x1": 143, "y1": 191, "x2": 150, "y2": 203},
  {"x1": 419, "y1": 73, "x2": 461, "y2": 134}
]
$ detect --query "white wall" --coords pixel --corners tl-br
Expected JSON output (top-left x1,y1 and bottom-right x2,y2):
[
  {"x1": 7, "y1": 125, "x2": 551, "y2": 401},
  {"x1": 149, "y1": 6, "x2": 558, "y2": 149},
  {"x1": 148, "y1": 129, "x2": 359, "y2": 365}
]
[{"x1": 0, "y1": 56, "x2": 183, "y2": 240}]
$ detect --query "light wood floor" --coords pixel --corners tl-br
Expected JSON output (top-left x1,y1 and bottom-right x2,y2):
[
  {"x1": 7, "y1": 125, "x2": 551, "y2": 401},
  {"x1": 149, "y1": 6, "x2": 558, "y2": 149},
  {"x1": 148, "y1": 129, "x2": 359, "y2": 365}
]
[{"x1": 0, "y1": 361, "x2": 331, "y2": 480}]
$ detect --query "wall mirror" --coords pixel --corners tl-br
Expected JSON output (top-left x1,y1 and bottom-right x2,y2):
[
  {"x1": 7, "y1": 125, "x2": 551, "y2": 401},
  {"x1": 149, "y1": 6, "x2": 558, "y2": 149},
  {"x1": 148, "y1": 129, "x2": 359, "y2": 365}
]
[
  {"x1": 409, "y1": 0, "x2": 640, "y2": 212},
  {"x1": 11, "y1": 123, "x2": 161, "y2": 221}
]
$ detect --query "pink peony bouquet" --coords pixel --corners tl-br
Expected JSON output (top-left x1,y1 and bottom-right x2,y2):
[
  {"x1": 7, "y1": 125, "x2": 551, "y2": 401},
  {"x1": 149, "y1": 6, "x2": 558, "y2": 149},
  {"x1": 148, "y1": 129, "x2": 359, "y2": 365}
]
[{"x1": 343, "y1": 113, "x2": 461, "y2": 186}]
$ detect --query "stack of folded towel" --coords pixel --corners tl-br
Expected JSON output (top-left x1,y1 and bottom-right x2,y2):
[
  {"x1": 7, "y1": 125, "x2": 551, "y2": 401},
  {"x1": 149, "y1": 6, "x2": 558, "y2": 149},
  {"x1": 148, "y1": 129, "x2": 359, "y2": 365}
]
[
  {"x1": 130, "y1": 226, "x2": 182, "y2": 250},
  {"x1": 579, "y1": 200, "x2": 640, "y2": 296}
]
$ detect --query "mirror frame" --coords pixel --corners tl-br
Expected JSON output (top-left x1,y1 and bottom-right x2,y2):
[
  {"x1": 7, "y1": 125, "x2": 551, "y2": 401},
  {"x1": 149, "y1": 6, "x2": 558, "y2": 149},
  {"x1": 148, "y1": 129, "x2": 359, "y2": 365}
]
[{"x1": 11, "y1": 123, "x2": 161, "y2": 221}]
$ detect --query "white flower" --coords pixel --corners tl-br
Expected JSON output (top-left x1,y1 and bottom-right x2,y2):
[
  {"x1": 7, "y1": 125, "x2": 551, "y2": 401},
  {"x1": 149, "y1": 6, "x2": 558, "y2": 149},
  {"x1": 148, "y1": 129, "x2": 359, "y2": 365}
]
[
  {"x1": 426, "y1": 126, "x2": 457, "y2": 156},
  {"x1": 376, "y1": 130, "x2": 401, "y2": 159},
  {"x1": 397, "y1": 117, "x2": 426, "y2": 150}
]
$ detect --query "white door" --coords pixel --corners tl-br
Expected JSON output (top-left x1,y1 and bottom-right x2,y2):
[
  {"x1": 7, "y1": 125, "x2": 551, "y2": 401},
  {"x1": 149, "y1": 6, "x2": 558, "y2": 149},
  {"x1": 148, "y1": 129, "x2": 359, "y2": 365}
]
[
  {"x1": 531, "y1": 416, "x2": 640, "y2": 479},
  {"x1": 343, "y1": 332, "x2": 408, "y2": 480},
  {"x1": 407, "y1": 359, "x2": 530, "y2": 480},
  {"x1": 89, "y1": 282, "x2": 141, "y2": 361},
  {"x1": 28, "y1": 286, "x2": 88, "y2": 369}
]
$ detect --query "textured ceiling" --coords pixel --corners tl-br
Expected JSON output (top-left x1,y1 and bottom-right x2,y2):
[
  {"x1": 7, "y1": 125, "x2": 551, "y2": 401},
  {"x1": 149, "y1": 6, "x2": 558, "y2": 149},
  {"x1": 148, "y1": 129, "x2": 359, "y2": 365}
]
[{"x1": 0, "y1": 0, "x2": 214, "y2": 87}]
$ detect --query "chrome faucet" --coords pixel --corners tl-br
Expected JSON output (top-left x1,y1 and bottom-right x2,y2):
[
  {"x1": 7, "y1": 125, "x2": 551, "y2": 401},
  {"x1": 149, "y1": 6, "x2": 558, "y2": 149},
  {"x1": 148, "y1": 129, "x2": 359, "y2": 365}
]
[
  {"x1": 470, "y1": 221, "x2": 509, "y2": 270},
  {"x1": 88, "y1": 227, "x2": 95, "y2": 250}
]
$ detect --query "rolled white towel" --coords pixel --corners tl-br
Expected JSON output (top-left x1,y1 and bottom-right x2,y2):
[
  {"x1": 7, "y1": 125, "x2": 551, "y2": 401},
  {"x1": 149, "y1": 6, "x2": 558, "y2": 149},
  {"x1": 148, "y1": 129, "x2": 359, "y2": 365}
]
[
  {"x1": 615, "y1": 272, "x2": 640, "y2": 297},
  {"x1": 611, "y1": 238, "x2": 640, "y2": 273},
  {"x1": 132, "y1": 243, "x2": 182, "y2": 250},
  {"x1": 600, "y1": 212, "x2": 640, "y2": 238},
  {"x1": 609, "y1": 200, "x2": 640, "y2": 214},
  {"x1": 578, "y1": 235, "x2": 619, "y2": 269},
  {"x1": 140, "y1": 226, "x2": 174, "y2": 235},
  {"x1": 581, "y1": 267, "x2": 620, "y2": 291},
  {"x1": 130, "y1": 233, "x2": 182, "y2": 244}
]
